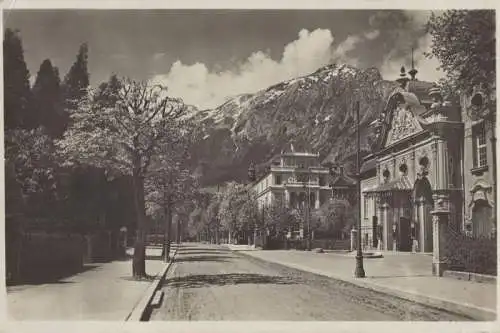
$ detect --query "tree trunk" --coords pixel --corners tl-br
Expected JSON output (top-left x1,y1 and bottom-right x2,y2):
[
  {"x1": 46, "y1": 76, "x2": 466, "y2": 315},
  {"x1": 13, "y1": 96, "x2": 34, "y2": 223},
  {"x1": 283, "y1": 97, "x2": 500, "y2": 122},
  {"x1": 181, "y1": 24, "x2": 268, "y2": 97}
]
[
  {"x1": 176, "y1": 218, "x2": 181, "y2": 244},
  {"x1": 162, "y1": 203, "x2": 170, "y2": 262},
  {"x1": 215, "y1": 222, "x2": 219, "y2": 245},
  {"x1": 132, "y1": 172, "x2": 147, "y2": 278},
  {"x1": 165, "y1": 202, "x2": 173, "y2": 261}
]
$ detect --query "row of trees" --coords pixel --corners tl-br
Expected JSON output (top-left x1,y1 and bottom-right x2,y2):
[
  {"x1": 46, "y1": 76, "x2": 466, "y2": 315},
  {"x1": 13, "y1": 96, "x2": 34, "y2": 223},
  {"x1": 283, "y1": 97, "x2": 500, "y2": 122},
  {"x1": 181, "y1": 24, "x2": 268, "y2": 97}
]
[
  {"x1": 4, "y1": 29, "x2": 200, "y2": 278},
  {"x1": 184, "y1": 181, "x2": 357, "y2": 247},
  {"x1": 4, "y1": 29, "x2": 100, "y2": 230}
]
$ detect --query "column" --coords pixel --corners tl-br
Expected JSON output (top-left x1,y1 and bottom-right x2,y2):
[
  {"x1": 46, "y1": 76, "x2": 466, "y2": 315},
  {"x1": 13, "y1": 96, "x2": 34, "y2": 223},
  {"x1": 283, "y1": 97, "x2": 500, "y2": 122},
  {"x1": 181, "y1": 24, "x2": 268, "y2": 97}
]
[
  {"x1": 431, "y1": 213, "x2": 449, "y2": 276},
  {"x1": 350, "y1": 228, "x2": 357, "y2": 251},
  {"x1": 315, "y1": 190, "x2": 320, "y2": 209},
  {"x1": 285, "y1": 188, "x2": 290, "y2": 206},
  {"x1": 416, "y1": 198, "x2": 425, "y2": 252},
  {"x1": 392, "y1": 206, "x2": 398, "y2": 252},
  {"x1": 382, "y1": 203, "x2": 389, "y2": 251},
  {"x1": 412, "y1": 201, "x2": 419, "y2": 252},
  {"x1": 431, "y1": 189, "x2": 451, "y2": 276},
  {"x1": 376, "y1": 198, "x2": 383, "y2": 250}
]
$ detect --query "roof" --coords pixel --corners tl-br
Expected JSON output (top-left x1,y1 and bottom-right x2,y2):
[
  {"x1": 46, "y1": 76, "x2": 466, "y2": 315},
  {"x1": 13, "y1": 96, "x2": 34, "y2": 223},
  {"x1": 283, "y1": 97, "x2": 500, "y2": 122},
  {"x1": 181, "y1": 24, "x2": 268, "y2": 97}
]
[
  {"x1": 364, "y1": 176, "x2": 413, "y2": 193},
  {"x1": 281, "y1": 141, "x2": 315, "y2": 155},
  {"x1": 330, "y1": 174, "x2": 356, "y2": 188},
  {"x1": 360, "y1": 158, "x2": 376, "y2": 174}
]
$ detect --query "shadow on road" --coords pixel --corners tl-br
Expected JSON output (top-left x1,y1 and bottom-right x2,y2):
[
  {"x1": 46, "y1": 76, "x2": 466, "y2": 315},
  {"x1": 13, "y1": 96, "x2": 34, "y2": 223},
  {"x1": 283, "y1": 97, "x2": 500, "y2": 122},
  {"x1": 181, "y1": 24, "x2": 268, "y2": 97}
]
[
  {"x1": 178, "y1": 250, "x2": 231, "y2": 256},
  {"x1": 163, "y1": 273, "x2": 297, "y2": 289},
  {"x1": 179, "y1": 247, "x2": 228, "y2": 252},
  {"x1": 368, "y1": 274, "x2": 432, "y2": 279},
  {"x1": 119, "y1": 274, "x2": 157, "y2": 282},
  {"x1": 174, "y1": 255, "x2": 235, "y2": 263}
]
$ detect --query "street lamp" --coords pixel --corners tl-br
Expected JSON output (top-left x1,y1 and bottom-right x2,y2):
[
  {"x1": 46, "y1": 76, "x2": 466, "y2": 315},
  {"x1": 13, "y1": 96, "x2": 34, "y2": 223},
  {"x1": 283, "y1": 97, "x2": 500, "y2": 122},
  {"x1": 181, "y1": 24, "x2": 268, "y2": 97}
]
[
  {"x1": 354, "y1": 100, "x2": 366, "y2": 278},
  {"x1": 301, "y1": 167, "x2": 312, "y2": 251}
]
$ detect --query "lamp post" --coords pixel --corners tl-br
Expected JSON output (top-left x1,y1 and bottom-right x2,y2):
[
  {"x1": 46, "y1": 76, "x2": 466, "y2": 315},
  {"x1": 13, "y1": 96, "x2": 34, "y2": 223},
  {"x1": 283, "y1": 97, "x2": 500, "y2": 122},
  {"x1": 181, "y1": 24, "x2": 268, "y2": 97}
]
[
  {"x1": 301, "y1": 168, "x2": 312, "y2": 251},
  {"x1": 354, "y1": 100, "x2": 366, "y2": 278}
]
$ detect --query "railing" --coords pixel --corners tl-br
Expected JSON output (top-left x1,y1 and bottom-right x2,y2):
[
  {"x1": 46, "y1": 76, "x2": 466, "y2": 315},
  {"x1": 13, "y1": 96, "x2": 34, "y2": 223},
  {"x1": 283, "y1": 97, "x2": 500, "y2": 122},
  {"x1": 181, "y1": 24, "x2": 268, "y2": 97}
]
[
  {"x1": 284, "y1": 180, "x2": 320, "y2": 186},
  {"x1": 443, "y1": 225, "x2": 497, "y2": 276}
]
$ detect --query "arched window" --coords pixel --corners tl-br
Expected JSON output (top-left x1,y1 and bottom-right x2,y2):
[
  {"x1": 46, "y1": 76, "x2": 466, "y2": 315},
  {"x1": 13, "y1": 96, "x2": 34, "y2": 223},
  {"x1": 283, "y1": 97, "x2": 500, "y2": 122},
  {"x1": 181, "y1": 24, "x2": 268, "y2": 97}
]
[{"x1": 399, "y1": 164, "x2": 408, "y2": 176}]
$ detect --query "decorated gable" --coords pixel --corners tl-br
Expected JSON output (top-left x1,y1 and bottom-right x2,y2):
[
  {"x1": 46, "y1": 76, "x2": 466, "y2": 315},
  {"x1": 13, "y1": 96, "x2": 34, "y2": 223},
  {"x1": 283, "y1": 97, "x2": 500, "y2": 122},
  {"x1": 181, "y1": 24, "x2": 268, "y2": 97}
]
[{"x1": 382, "y1": 91, "x2": 425, "y2": 148}]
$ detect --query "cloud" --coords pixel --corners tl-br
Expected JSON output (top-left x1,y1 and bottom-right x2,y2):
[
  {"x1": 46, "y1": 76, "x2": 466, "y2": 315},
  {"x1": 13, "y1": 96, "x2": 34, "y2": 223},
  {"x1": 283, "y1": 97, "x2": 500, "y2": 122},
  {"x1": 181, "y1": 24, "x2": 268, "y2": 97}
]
[
  {"x1": 153, "y1": 52, "x2": 166, "y2": 61},
  {"x1": 152, "y1": 28, "x2": 375, "y2": 109},
  {"x1": 364, "y1": 30, "x2": 380, "y2": 40},
  {"x1": 371, "y1": 10, "x2": 444, "y2": 82}
]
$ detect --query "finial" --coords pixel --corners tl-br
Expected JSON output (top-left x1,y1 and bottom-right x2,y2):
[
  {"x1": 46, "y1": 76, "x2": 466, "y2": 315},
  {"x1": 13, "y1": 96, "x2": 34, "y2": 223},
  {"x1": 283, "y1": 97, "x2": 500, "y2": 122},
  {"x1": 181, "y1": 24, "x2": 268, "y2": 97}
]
[
  {"x1": 400, "y1": 66, "x2": 406, "y2": 77},
  {"x1": 396, "y1": 66, "x2": 409, "y2": 89},
  {"x1": 408, "y1": 47, "x2": 418, "y2": 80}
]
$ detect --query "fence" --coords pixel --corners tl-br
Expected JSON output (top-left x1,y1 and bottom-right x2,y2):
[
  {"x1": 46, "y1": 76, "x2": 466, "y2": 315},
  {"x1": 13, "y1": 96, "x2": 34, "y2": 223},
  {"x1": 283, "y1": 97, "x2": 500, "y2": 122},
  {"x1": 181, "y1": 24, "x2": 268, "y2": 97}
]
[
  {"x1": 264, "y1": 237, "x2": 351, "y2": 251},
  {"x1": 6, "y1": 231, "x2": 86, "y2": 284},
  {"x1": 443, "y1": 225, "x2": 497, "y2": 276},
  {"x1": 6, "y1": 222, "x2": 125, "y2": 284}
]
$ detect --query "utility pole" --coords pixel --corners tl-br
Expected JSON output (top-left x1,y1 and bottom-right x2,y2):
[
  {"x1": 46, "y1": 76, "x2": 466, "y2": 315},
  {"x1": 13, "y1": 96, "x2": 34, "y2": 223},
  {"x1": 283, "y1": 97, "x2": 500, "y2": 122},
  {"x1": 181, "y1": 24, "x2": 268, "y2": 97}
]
[
  {"x1": 354, "y1": 100, "x2": 366, "y2": 278},
  {"x1": 216, "y1": 184, "x2": 220, "y2": 244},
  {"x1": 307, "y1": 169, "x2": 312, "y2": 251}
]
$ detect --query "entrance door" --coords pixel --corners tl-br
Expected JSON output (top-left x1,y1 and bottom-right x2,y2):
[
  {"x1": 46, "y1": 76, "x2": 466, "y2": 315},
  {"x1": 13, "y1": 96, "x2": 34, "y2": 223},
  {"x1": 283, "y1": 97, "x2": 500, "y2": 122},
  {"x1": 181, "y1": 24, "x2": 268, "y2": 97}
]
[
  {"x1": 399, "y1": 217, "x2": 411, "y2": 252},
  {"x1": 372, "y1": 216, "x2": 378, "y2": 248}
]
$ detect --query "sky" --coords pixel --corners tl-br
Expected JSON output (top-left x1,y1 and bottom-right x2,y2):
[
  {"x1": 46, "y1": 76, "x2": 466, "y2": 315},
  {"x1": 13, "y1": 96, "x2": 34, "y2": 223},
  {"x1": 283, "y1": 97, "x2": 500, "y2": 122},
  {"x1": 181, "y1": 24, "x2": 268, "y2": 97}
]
[{"x1": 3, "y1": 9, "x2": 444, "y2": 109}]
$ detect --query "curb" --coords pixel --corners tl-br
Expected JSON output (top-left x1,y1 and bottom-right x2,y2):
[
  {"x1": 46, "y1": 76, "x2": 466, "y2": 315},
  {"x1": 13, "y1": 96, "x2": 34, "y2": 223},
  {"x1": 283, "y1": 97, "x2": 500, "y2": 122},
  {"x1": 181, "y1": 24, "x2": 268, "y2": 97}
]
[
  {"x1": 443, "y1": 270, "x2": 497, "y2": 284},
  {"x1": 235, "y1": 251, "x2": 497, "y2": 321},
  {"x1": 125, "y1": 246, "x2": 179, "y2": 321}
]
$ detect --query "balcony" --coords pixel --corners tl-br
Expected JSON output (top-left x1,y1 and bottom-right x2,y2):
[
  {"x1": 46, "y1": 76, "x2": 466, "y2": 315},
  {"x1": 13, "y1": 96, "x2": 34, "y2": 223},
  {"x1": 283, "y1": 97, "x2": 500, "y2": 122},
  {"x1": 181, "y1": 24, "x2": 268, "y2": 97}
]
[{"x1": 284, "y1": 179, "x2": 320, "y2": 187}]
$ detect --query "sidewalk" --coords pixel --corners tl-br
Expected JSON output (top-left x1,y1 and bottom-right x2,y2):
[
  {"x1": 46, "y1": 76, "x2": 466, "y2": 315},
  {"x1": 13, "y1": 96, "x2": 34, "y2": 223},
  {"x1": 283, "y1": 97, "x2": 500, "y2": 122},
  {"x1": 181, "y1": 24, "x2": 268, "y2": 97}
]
[
  {"x1": 226, "y1": 244, "x2": 259, "y2": 251},
  {"x1": 236, "y1": 249, "x2": 497, "y2": 321},
  {"x1": 7, "y1": 246, "x2": 176, "y2": 320}
]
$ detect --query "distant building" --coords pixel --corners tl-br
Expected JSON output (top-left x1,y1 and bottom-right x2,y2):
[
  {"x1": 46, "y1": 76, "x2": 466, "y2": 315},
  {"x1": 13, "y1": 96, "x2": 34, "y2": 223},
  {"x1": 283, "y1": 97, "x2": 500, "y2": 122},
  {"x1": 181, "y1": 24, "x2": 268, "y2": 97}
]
[
  {"x1": 251, "y1": 144, "x2": 331, "y2": 211},
  {"x1": 329, "y1": 164, "x2": 357, "y2": 204},
  {"x1": 360, "y1": 64, "x2": 496, "y2": 255}
]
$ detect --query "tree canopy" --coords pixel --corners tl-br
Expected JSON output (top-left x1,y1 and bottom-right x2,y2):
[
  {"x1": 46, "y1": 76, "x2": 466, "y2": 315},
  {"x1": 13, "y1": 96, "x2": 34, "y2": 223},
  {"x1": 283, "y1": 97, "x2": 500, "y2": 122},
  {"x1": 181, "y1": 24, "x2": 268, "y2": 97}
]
[
  {"x1": 3, "y1": 28, "x2": 34, "y2": 129},
  {"x1": 56, "y1": 76, "x2": 190, "y2": 277},
  {"x1": 426, "y1": 10, "x2": 496, "y2": 98}
]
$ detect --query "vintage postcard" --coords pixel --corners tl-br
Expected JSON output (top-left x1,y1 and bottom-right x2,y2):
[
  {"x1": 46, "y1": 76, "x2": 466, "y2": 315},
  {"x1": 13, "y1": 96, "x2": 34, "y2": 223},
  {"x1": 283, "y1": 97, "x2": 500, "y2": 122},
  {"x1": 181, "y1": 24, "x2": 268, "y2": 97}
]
[{"x1": 1, "y1": 1, "x2": 498, "y2": 332}]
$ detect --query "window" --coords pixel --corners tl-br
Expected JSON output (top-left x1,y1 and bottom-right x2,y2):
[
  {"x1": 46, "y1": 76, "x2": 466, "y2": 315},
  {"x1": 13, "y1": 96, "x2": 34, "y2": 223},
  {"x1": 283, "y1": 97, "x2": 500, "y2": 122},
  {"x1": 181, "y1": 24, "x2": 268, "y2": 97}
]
[
  {"x1": 472, "y1": 123, "x2": 487, "y2": 168},
  {"x1": 318, "y1": 175, "x2": 325, "y2": 186},
  {"x1": 275, "y1": 175, "x2": 282, "y2": 185},
  {"x1": 296, "y1": 173, "x2": 308, "y2": 183}
]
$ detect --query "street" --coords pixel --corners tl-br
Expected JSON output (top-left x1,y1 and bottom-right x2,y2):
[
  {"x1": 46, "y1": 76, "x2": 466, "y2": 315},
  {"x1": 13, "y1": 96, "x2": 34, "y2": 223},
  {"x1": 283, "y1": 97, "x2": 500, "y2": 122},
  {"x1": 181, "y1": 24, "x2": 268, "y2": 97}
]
[{"x1": 149, "y1": 243, "x2": 472, "y2": 321}]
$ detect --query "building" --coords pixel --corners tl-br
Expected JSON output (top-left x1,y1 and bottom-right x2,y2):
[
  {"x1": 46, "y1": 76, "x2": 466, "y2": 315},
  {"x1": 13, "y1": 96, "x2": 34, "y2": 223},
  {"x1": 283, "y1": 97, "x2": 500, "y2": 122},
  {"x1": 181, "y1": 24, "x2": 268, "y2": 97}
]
[
  {"x1": 461, "y1": 86, "x2": 496, "y2": 238},
  {"x1": 252, "y1": 144, "x2": 331, "y2": 211},
  {"x1": 360, "y1": 64, "x2": 496, "y2": 258},
  {"x1": 329, "y1": 164, "x2": 357, "y2": 204}
]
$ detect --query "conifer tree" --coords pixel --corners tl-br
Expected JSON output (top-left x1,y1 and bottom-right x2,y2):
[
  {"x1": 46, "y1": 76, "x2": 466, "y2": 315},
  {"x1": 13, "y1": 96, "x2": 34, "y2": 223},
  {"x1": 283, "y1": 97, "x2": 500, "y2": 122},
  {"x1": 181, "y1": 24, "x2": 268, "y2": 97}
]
[
  {"x1": 3, "y1": 29, "x2": 35, "y2": 129},
  {"x1": 32, "y1": 59, "x2": 64, "y2": 138},
  {"x1": 61, "y1": 43, "x2": 90, "y2": 132}
]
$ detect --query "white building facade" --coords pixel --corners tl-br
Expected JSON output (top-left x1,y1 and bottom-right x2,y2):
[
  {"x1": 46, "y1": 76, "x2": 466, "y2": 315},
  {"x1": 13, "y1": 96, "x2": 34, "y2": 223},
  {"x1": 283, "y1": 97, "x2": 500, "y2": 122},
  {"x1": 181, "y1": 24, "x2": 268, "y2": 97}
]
[{"x1": 252, "y1": 145, "x2": 331, "y2": 211}]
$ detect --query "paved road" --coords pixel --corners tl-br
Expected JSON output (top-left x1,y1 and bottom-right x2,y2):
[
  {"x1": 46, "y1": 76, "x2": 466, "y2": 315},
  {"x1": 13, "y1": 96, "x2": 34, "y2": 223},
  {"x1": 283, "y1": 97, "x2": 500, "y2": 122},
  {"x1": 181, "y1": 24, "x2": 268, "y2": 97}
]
[{"x1": 149, "y1": 243, "x2": 471, "y2": 321}]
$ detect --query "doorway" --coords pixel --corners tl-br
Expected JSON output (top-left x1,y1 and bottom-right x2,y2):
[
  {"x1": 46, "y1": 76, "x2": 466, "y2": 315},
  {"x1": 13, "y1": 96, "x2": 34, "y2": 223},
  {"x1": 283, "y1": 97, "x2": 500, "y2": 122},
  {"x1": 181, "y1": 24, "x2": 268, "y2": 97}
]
[
  {"x1": 399, "y1": 217, "x2": 412, "y2": 252},
  {"x1": 372, "y1": 216, "x2": 378, "y2": 248}
]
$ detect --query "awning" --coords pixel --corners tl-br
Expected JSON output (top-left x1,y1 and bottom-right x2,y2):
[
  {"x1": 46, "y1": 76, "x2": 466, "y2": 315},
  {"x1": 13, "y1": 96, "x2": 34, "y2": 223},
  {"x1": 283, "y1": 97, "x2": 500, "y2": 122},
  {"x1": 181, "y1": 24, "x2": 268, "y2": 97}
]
[{"x1": 364, "y1": 176, "x2": 413, "y2": 193}]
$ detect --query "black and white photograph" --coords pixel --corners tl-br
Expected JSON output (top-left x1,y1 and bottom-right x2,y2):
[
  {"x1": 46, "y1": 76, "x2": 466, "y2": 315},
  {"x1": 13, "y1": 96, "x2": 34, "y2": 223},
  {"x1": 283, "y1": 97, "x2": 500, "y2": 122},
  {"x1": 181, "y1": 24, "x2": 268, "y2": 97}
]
[{"x1": 2, "y1": 2, "x2": 498, "y2": 329}]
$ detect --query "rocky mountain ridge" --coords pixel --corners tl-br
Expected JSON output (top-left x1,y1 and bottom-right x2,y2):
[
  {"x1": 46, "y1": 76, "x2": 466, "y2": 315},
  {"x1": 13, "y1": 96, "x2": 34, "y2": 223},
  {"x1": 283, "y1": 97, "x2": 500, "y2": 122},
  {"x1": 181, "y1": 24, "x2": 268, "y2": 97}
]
[{"x1": 186, "y1": 63, "x2": 401, "y2": 186}]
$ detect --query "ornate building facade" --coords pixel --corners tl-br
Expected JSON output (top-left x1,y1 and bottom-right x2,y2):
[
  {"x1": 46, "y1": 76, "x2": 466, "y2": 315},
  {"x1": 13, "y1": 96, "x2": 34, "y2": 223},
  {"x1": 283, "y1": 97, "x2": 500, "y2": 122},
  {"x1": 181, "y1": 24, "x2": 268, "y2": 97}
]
[{"x1": 360, "y1": 64, "x2": 496, "y2": 272}]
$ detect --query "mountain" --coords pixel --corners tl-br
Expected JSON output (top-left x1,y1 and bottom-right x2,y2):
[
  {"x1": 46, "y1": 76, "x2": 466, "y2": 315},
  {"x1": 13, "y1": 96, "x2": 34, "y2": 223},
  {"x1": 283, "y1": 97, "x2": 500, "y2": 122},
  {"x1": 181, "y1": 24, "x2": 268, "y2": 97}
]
[{"x1": 186, "y1": 63, "x2": 400, "y2": 187}]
